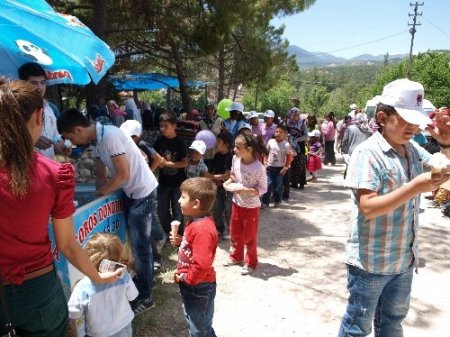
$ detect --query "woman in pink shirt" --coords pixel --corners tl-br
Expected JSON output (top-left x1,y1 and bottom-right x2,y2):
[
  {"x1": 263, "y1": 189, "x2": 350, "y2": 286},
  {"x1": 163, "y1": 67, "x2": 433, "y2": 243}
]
[{"x1": 320, "y1": 112, "x2": 336, "y2": 165}]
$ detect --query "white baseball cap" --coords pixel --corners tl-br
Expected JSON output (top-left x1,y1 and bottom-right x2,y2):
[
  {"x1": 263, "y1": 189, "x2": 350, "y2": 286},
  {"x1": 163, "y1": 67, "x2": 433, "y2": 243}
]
[
  {"x1": 264, "y1": 109, "x2": 275, "y2": 118},
  {"x1": 308, "y1": 130, "x2": 321, "y2": 138},
  {"x1": 247, "y1": 111, "x2": 259, "y2": 119},
  {"x1": 379, "y1": 78, "x2": 432, "y2": 129},
  {"x1": 120, "y1": 120, "x2": 142, "y2": 137},
  {"x1": 350, "y1": 103, "x2": 358, "y2": 110},
  {"x1": 189, "y1": 140, "x2": 206, "y2": 155},
  {"x1": 238, "y1": 122, "x2": 252, "y2": 131},
  {"x1": 225, "y1": 102, "x2": 244, "y2": 113}
]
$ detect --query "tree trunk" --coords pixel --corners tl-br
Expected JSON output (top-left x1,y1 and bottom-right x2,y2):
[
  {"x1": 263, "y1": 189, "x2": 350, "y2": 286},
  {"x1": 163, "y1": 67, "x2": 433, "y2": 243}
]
[
  {"x1": 86, "y1": 0, "x2": 108, "y2": 108},
  {"x1": 171, "y1": 43, "x2": 192, "y2": 113},
  {"x1": 166, "y1": 88, "x2": 171, "y2": 110},
  {"x1": 217, "y1": 46, "x2": 225, "y2": 101}
]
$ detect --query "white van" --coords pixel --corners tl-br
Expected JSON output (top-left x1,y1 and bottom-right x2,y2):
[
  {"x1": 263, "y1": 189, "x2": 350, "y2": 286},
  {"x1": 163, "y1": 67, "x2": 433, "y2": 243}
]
[{"x1": 364, "y1": 95, "x2": 382, "y2": 120}]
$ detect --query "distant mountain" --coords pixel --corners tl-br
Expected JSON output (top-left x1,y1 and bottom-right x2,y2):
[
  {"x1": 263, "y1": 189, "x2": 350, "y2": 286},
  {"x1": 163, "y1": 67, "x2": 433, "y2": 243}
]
[
  {"x1": 287, "y1": 45, "x2": 408, "y2": 67},
  {"x1": 287, "y1": 45, "x2": 346, "y2": 67}
]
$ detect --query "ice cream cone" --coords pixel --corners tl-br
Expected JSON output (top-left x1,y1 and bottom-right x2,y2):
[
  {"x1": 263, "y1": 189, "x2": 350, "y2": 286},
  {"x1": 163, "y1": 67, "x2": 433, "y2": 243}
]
[{"x1": 171, "y1": 220, "x2": 180, "y2": 238}]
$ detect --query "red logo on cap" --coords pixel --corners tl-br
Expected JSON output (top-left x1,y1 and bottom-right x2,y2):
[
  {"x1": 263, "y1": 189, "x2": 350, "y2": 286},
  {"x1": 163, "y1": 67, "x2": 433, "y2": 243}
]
[{"x1": 416, "y1": 94, "x2": 423, "y2": 106}]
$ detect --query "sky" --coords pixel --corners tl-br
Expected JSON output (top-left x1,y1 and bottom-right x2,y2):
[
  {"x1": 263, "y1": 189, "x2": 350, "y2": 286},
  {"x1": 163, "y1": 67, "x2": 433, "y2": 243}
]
[{"x1": 271, "y1": 0, "x2": 450, "y2": 59}]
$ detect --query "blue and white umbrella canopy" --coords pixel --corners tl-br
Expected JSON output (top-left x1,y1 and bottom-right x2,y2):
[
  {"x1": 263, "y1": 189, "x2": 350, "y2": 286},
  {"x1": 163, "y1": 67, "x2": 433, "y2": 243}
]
[
  {"x1": 0, "y1": 0, "x2": 115, "y2": 85},
  {"x1": 110, "y1": 73, "x2": 210, "y2": 91}
]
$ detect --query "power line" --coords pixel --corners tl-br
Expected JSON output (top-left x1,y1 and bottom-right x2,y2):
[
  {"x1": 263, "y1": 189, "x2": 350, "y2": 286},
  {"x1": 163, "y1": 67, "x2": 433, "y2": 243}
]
[
  {"x1": 325, "y1": 30, "x2": 409, "y2": 55},
  {"x1": 422, "y1": 15, "x2": 450, "y2": 41}
]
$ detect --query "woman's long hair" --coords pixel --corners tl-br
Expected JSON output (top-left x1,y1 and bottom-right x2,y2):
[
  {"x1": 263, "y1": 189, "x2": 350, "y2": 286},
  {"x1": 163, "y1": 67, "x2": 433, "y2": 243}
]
[{"x1": 0, "y1": 78, "x2": 43, "y2": 196}]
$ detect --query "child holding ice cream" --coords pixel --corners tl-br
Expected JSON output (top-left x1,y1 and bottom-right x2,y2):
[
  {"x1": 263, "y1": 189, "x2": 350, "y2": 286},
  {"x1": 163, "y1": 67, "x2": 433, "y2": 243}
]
[
  {"x1": 338, "y1": 79, "x2": 450, "y2": 337},
  {"x1": 170, "y1": 177, "x2": 218, "y2": 337},
  {"x1": 68, "y1": 233, "x2": 138, "y2": 336}
]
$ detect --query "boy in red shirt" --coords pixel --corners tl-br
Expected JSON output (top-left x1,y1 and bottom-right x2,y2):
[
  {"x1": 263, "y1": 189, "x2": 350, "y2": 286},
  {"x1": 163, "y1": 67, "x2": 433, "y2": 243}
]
[{"x1": 170, "y1": 177, "x2": 218, "y2": 337}]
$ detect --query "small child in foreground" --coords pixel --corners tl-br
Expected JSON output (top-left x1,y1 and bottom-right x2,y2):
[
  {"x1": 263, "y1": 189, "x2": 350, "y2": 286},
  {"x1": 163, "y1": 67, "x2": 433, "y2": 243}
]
[
  {"x1": 68, "y1": 233, "x2": 138, "y2": 337},
  {"x1": 170, "y1": 177, "x2": 218, "y2": 337}
]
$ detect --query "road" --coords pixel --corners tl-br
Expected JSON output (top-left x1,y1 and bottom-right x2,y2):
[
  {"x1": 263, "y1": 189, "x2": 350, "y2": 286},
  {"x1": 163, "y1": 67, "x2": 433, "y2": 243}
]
[
  {"x1": 211, "y1": 157, "x2": 450, "y2": 337},
  {"x1": 134, "y1": 156, "x2": 450, "y2": 337}
]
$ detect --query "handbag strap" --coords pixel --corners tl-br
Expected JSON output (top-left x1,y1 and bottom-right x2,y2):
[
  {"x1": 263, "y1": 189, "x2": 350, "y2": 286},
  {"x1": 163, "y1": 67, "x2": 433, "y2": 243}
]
[{"x1": 0, "y1": 274, "x2": 18, "y2": 337}]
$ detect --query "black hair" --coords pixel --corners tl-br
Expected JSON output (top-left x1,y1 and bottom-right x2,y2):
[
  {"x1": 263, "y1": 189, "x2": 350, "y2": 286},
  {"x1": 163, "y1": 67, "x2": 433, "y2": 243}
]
[
  {"x1": 276, "y1": 124, "x2": 287, "y2": 133},
  {"x1": 236, "y1": 134, "x2": 268, "y2": 157},
  {"x1": 17, "y1": 62, "x2": 46, "y2": 80},
  {"x1": 216, "y1": 130, "x2": 232, "y2": 148},
  {"x1": 159, "y1": 110, "x2": 177, "y2": 125},
  {"x1": 58, "y1": 108, "x2": 91, "y2": 134},
  {"x1": 375, "y1": 103, "x2": 397, "y2": 131}
]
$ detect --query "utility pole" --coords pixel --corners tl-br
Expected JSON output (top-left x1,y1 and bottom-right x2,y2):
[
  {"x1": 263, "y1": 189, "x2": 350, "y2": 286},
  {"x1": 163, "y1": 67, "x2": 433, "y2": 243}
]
[{"x1": 407, "y1": 2, "x2": 423, "y2": 79}]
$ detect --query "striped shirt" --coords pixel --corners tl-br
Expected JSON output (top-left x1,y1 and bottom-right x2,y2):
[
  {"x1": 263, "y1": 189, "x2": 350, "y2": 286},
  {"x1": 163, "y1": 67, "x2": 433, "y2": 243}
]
[
  {"x1": 231, "y1": 155, "x2": 267, "y2": 208},
  {"x1": 345, "y1": 131, "x2": 431, "y2": 274}
]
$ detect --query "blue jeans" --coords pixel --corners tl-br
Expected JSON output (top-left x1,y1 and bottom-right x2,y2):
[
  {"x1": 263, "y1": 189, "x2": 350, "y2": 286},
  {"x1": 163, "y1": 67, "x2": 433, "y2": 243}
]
[
  {"x1": 151, "y1": 190, "x2": 164, "y2": 242},
  {"x1": 125, "y1": 190, "x2": 156, "y2": 300},
  {"x1": 179, "y1": 282, "x2": 217, "y2": 337},
  {"x1": 213, "y1": 187, "x2": 232, "y2": 235},
  {"x1": 157, "y1": 184, "x2": 183, "y2": 234},
  {"x1": 262, "y1": 166, "x2": 284, "y2": 204},
  {"x1": 338, "y1": 264, "x2": 413, "y2": 337}
]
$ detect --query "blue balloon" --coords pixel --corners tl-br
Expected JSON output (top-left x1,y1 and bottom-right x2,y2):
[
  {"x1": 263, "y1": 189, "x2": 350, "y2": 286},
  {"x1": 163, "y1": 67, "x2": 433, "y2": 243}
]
[{"x1": 195, "y1": 130, "x2": 216, "y2": 149}]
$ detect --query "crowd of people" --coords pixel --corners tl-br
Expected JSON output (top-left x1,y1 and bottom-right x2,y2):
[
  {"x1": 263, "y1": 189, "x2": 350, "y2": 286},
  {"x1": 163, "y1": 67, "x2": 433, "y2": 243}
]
[{"x1": 2, "y1": 61, "x2": 450, "y2": 337}]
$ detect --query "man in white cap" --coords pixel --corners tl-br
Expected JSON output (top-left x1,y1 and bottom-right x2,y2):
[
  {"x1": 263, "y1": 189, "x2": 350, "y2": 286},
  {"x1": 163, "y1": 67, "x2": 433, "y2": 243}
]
[
  {"x1": 338, "y1": 78, "x2": 450, "y2": 337},
  {"x1": 223, "y1": 102, "x2": 246, "y2": 139},
  {"x1": 348, "y1": 103, "x2": 358, "y2": 118}
]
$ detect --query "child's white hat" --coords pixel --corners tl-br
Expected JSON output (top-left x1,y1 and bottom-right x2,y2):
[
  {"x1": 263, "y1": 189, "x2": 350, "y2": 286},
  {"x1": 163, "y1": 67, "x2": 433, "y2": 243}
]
[
  {"x1": 238, "y1": 122, "x2": 252, "y2": 131},
  {"x1": 225, "y1": 102, "x2": 244, "y2": 113},
  {"x1": 308, "y1": 130, "x2": 321, "y2": 138},
  {"x1": 120, "y1": 120, "x2": 142, "y2": 137},
  {"x1": 264, "y1": 109, "x2": 275, "y2": 118},
  {"x1": 189, "y1": 140, "x2": 206, "y2": 155},
  {"x1": 248, "y1": 111, "x2": 259, "y2": 119}
]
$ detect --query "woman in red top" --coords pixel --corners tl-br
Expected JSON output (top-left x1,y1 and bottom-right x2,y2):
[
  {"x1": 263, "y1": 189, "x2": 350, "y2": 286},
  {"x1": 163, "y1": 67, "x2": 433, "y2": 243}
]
[{"x1": 0, "y1": 78, "x2": 121, "y2": 337}]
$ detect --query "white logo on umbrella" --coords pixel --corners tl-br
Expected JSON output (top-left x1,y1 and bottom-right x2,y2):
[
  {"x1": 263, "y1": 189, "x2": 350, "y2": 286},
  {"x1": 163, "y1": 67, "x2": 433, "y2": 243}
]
[{"x1": 15, "y1": 39, "x2": 53, "y2": 65}]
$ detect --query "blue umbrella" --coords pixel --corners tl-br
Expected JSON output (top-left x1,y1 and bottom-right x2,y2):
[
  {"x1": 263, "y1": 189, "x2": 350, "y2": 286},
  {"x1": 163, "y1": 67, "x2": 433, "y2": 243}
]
[
  {"x1": 0, "y1": 0, "x2": 115, "y2": 85},
  {"x1": 110, "y1": 73, "x2": 210, "y2": 91}
]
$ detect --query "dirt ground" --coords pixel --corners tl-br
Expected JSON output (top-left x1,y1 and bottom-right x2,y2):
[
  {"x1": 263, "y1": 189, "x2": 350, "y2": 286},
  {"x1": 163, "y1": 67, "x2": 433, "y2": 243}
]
[{"x1": 134, "y1": 156, "x2": 450, "y2": 337}]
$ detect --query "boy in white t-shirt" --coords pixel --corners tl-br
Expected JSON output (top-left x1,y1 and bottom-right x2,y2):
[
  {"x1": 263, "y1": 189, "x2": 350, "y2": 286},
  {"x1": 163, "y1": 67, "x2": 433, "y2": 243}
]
[{"x1": 261, "y1": 125, "x2": 293, "y2": 208}]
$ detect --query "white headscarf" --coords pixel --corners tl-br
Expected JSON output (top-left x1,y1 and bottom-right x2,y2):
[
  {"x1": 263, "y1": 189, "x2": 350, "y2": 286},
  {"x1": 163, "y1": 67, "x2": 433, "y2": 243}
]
[
  {"x1": 124, "y1": 98, "x2": 142, "y2": 124},
  {"x1": 355, "y1": 112, "x2": 370, "y2": 131}
]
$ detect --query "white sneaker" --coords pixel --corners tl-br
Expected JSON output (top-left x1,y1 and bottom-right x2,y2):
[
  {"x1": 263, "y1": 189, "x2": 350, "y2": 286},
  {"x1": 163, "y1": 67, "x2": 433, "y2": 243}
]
[{"x1": 241, "y1": 265, "x2": 254, "y2": 275}]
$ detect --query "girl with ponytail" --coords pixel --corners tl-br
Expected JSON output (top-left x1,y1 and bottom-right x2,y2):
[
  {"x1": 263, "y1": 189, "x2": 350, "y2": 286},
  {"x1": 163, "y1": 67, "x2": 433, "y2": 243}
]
[{"x1": 223, "y1": 133, "x2": 267, "y2": 275}]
